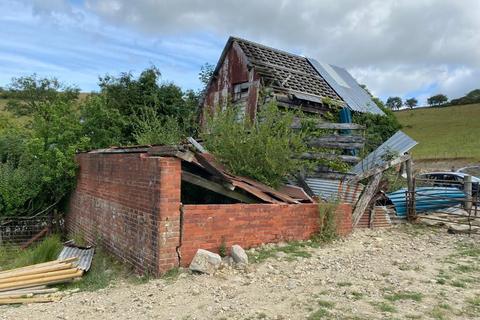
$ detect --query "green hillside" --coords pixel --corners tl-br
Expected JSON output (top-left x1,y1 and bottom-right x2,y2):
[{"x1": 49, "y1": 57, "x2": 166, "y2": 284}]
[{"x1": 395, "y1": 103, "x2": 480, "y2": 160}]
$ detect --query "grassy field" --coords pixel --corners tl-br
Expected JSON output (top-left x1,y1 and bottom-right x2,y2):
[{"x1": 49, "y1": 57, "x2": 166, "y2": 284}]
[{"x1": 395, "y1": 103, "x2": 480, "y2": 160}]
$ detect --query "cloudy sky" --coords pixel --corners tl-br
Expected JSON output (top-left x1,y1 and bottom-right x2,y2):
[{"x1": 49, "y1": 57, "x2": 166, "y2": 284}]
[{"x1": 1, "y1": 0, "x2": 479, "y2": 104}]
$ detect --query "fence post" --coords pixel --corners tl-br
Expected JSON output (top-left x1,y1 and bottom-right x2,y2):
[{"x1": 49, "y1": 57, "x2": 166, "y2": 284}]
[
  {"x1": 464, "y1": 174, "x2": 472, "y2": 213},
  {"x1": 406, "y1": 157, "x2": 415, "y2": 220}
]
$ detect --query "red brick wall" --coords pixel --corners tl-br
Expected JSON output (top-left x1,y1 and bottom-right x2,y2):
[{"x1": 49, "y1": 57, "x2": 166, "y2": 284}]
[
  {"x1": 66, "y1": 153, "x2": 181, "y2": 276},
  {"x1": 180, "y1": 203, "x2": 352, "y2": 266},
  {"x1": 67, "y1": 152, "x2": 354, "y2": 275}
]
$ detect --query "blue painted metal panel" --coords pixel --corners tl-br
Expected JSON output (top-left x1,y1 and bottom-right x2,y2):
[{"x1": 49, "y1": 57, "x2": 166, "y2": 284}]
[
  {"x1": 387, "y1": 187, "x2": 465, "y2": 217},
  {"x1": 307, "y1": 58, "x2": 384, "y2": 115}
]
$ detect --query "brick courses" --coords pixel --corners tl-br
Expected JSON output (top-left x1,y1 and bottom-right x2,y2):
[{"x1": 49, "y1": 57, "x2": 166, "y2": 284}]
[{"x1": 67, "y1": 152, "x2": 353, "y2": 275}]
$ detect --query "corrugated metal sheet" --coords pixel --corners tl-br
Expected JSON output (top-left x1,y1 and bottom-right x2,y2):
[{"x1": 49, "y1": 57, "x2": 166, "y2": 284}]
[
  {"x1": 307, "y1": 58, "x2": 384, "y2": 115},
  {"x1": 350, "y1": 131, "x2": 418, "y2": 176},
  {"x1": 386, "y1": 187, "x2": 465, "y2": 217},
  {"x1": 305, "y1": 178, "x2": 364, "y2": 204},
  {"x1": 58, "y1": 246, "x2": 95, "y2": 271}
]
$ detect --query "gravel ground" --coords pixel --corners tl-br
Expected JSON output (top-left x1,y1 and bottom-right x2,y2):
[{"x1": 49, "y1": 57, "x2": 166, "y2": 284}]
[{"x1": 2, "y1": 224, "x2": 480, "y2": 320}]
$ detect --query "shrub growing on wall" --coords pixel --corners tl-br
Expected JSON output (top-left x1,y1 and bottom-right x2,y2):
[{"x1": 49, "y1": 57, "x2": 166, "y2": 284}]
[{"x1": 202, "y1": 102, "x2": 308, "y2": 188}]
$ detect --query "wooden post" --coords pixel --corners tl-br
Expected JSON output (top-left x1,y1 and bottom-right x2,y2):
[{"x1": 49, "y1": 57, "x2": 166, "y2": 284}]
[
  {"x1": 464, "y1": 174, "x2": 472, "y2": 212},
  {"x1": 406, "y1": 157, "x2": 415, "y2": 220},
  {"x1": 352, "y1": 173, "x2": 382, "y2": 227}
]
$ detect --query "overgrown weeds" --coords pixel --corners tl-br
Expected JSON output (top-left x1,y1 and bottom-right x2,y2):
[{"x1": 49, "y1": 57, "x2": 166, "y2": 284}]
[
  {"x1": 312, "y1": 201, "x2": 338, "y2": 243},
  {"x1": 0, "y1": 234, "x2": 63, "y2": 270},
  {"x1": 202, "y1": 102, "x2": 308, "y2": 188}
]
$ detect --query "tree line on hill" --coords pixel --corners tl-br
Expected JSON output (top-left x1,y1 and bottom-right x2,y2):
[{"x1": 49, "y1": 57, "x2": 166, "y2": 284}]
[{"x1": 384, "y1": 88, "x2": 480, "y2": 110}]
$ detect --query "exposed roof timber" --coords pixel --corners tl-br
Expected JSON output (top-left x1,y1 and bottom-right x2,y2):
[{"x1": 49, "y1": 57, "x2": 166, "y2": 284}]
[{"x1": 182, "y1": 171, "x2": 257, "y2": 203}]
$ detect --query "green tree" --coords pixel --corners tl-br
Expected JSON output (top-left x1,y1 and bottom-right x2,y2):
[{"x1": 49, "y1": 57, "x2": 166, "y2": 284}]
[
  {"x1": 0, "y1": 76, "x2": 86, "y2": 216},
  {"x1": 5, "y1": 74, "x2": 79, "y2": 116},
  {"x1": 198, "y1": 63, "x2": 214, "y2": 92},
  {"x1": 427, "y1": 94, "x2": 448, "y2": 106},
  {"x1": 450, "y1": 89, "x2": 480, "y2": 105},
  {"x1": 93, "y1": 66, "x2": 198, "y2": 144},
  {"x1": 405, "y1": 97, "x2": 418, "y2": 109},
  {"x1": 385, "y1": 96, "x2": 403, "y2": 110},
  {"x1": 80, "y1": 94, "x2": 125, "y2": 149}
]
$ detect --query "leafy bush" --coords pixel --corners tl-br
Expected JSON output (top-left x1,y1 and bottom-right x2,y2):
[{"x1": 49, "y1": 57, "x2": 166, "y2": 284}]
[
  {"x1": 353, "y1": 104, "x2": 401, "y2": 153},
  {"x1": 96, "y1": 67, "x2": 198, "y2": 143},
  {"x1": 0, "y1": 162, "x2": 42, "y2": 216},
  {"x1": 80, "y1": 94, "x2": 125, "y2": 149},
  {"x1": 1, "y1": 67, "x2": 202, "y2": 217},
  {"x1": 132, "y1": 108, "x2": 185, "y2": 145},
  {"x1": 202, "y1": 102, "x2": 307, "y2": 188},
  {"x1": 0, "y1": 77, "x2": 86, "y2": 217},
  {"x1": 313, "y1": 201, "x2": 338, "y2": 242}
]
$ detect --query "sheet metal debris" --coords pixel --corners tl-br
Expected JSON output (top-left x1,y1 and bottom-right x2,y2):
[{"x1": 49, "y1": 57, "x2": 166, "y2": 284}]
[
  {"x1": 308, "y1": 58, "x2": 384, "y2": 115},
  {"x1": 386, "y1": 187, "x2": 465, "y2": 217},
  {"x1": 58, "y1": 242, "x2": 95, "y2": 271},
  {"x1": 304, "y1": 178, "x2": 364, "y2": 204},
  {"x1": 87, "y1": 141, "x2": 305, "y2": 204},
  {"x1": 350, "y1": 131, "x2": 417, "y2": 176}
]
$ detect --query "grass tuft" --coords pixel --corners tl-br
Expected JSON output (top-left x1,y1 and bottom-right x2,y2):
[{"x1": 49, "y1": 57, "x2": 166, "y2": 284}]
[
  {"x1": 307, "y1": 307, "x2": 331, "y2": 319},
  {"x1": 248, "y1": 241, "x2": 312, "y2": 263},
  {"x1": 370, "y1": 301, "x2": 397, "y2": 313},
  {"x1": 384, "y1": 291, "x2": 423, "y2": 302}
]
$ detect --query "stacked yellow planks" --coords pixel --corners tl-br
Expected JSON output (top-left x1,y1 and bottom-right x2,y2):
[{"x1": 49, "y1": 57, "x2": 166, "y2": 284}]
[{"x1": 0, "y1": 257, "x2": 83, "y2": 305}]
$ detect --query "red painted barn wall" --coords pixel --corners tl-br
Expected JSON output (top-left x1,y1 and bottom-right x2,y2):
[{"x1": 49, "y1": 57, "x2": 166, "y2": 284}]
[{"x1": 202, "y1": 42, "x2": 260, "y2": 125}]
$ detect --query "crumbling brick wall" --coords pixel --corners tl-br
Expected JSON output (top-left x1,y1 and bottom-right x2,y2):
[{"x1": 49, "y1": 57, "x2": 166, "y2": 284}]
[
  {"x1": 67, "y1": 153, "x2": 181, "y2": 276},
  {"x1": 180, "y1": 203, "x2": 352, "y2": 266},
  {"x1": 67, "y1": 152, "x2": 353, "y2": 275}
]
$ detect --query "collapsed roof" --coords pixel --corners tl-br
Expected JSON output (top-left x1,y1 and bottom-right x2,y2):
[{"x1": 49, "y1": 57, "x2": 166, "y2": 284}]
[
  {"x1": 88, "y1": 143, "x2": 314, "y2": 205},
  {"x1": 207, "y1": 37, "x2": 384, "y2": 115}
]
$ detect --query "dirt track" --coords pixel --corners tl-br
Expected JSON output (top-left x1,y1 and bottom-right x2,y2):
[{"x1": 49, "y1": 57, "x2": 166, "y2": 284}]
[{"x1": 1, "y1": 225, "x2": 480, "y2": 320}]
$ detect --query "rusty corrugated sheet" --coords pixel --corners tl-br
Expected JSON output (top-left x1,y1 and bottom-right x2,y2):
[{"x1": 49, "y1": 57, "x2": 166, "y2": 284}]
[{"x1": 278, "y1": 185, "x2": 314, "y2": 203}]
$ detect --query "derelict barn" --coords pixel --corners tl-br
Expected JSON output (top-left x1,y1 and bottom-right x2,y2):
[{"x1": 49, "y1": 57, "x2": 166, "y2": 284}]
[
  {"x1": 66, "y1": 37, "x2": 418, "y2": 276},
  {"x1": 201, "y1": 36, "x2": 384, "y2": 124}
]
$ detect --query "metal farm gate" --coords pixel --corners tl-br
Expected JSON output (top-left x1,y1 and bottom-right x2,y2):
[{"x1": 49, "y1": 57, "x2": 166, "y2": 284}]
[{"x1": 407, "y1": 175, "x2": 479, "y2": 233}]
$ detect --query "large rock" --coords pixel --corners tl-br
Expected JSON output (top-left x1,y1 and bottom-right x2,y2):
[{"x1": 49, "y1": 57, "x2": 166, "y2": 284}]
[
  {"x1": 189, "y1": 249, "x2": 222, "y2": 274},
  {"x1": 231, "y1": 245, "x2": 249, "y2": 264}
]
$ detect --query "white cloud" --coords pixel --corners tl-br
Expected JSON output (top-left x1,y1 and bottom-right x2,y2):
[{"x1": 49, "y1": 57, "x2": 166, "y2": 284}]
[
  {"x1": 1, "y1": 0, "x2": 479, "y2": 101},
  {"x1": 82, "y1": 0, "x2": 480, "y2": 101}
]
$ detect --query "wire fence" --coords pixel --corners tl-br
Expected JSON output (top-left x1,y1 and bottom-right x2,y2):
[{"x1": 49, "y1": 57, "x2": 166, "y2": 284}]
[
  {"x1": 0, "y1": 212, "x2": 63, "y2": 248},
  {"x1": 408, "y1": 177, "x2": 480, "y2": 234}
]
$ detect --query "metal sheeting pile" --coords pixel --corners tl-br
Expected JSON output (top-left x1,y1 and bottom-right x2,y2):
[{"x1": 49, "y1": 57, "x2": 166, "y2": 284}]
[{"x1": 58, "y1": 245, "x2": 95, "y2": 272}]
